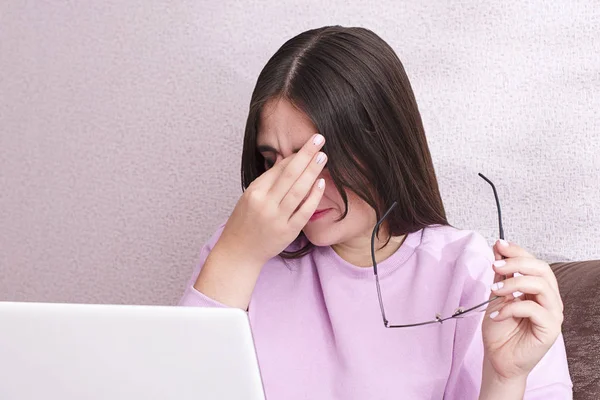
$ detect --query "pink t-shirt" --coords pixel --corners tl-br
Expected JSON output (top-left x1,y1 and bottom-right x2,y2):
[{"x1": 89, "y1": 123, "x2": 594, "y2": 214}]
[{"x1": 179, "y1": 223, "x2": 572, "y2": 399}]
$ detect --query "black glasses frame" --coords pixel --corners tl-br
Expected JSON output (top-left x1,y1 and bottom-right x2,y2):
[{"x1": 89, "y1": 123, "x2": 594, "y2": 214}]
[{"x1": 371, "y1": 173, "x2": 505, "y2": 328}]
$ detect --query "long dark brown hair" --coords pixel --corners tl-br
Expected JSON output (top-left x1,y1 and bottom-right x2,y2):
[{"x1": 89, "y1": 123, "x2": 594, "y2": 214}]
[{"x1": 241, "y1": 26, "x2": 448, "y2": 258}]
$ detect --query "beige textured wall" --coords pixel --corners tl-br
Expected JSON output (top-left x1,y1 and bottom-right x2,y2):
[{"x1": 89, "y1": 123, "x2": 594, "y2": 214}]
[{"x1": 1, "y1": 1, "x2": 599, "y2": 305}]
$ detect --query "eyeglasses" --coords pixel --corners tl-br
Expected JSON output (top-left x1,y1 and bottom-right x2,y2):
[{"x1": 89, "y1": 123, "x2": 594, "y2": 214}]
[{"x1": 371, "y1": 173, "x2": 505, "y2": 328}]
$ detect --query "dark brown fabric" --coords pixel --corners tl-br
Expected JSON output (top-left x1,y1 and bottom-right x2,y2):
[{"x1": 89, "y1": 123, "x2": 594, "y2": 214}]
[{"x1": 551, "y1": 260, "x2": 600, "y2": 400}]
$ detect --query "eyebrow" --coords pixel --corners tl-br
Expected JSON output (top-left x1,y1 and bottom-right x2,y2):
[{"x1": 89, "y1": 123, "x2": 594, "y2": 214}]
[{"x1": 256, "y1": 145, "x2": 302, "y2": 155}]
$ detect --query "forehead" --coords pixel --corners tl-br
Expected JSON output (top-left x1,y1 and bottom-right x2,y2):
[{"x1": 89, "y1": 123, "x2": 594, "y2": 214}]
[{"x1": 257, "y1": 98, "x2": 317, "y2": 149}]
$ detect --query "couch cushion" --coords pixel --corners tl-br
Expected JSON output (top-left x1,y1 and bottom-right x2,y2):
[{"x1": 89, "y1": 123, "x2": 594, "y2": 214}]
[{"x1": 551, "y1": 260, "x2": 600, "y2": 400}]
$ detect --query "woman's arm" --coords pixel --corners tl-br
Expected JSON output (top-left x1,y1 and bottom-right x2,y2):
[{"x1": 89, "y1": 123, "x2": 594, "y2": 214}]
[
  {"x1": 192, "y1": 241, "x2": 265, "y2": 309},
  {"x1": 479, "y1": 358, "x2": 526, "y2": 400},
  {"x1": 443, "y1": 237, "x2": 572, "y2": 400},
  {"x1": 180, "y1": 134, "x2": 328, "y2": 310},
  {"x1": 479, "y1": 240, "x2": 572, "y2": 399}
]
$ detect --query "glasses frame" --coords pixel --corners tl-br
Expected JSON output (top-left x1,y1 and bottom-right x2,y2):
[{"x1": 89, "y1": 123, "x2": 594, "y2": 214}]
[{"x1": 371, "y1": 172, "x2": 505, "y2": 328}]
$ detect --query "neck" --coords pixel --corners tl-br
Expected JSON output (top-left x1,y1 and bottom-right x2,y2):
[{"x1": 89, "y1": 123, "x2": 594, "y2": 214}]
[{"x1": 331, "y1": 230, "x2": 406, "y2": 267}]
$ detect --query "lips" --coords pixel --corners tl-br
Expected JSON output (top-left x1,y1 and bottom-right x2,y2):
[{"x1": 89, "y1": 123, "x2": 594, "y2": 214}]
[{"x1": 309, "y1": 208, "x2": 332, "y2": 221}]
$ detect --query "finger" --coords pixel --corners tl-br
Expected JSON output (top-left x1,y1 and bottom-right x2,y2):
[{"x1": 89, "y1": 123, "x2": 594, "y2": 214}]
[
  {"x1": 493, "y1": 243, "x2": 503, "y2": 261},
  {"x1": 489, "y1": 299, "x2": 552, "y2": 328},
  {"x1": 483, "y1": 294, "x2": 510, "y2": 315},
  {"x1": 279, "y1": 151, "x2": 327, "y2": 215},
  {"x1": 490, "y1": 275, "x2": 561, "y2": 313},
  {"x1": 492, "y1": 256, "x2": 560, "y2": 294},
  {"x1": 494, "y1": 239, "x2": 535, "y2": 260},
  {"x1": 492, "y1": 271, "x2": 507, "y2": 285},
  {"x1": 269, "y1": 133, "x2": 325, "y2": 202},
  {"x1": 492, "y1": 245, "x2": 511, "y2": 284},
  {"x1": 289, "y1": 178, "x2": 326, "y2": 228},
  {"x1": 250, "y1": 155, "x2": 294, "y2": 191}
]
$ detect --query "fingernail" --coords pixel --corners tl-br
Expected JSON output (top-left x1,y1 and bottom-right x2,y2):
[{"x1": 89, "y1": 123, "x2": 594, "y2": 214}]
[
  {"x1": 498, "y1": 239, "x2": 509, "y2": 247},
  {"x1": 513, "y1": 291, "x2": 523, "y2": 298},
  {"x1": 317, "y1": 178, "x2": 325, "y2": 189},
  {"x1": 313, "y1": 134, "x2": 324, "y2": 146},
  {"x1": 493, "y1": 260, "x2": 506, "y2": 268},
  {"x1": 489, "y1": 311, "x2": 499, "y2": 319},
  {"x1": 316, "y1": 152, "x2": 326, "y2": 164},
  {"x1": 491, "y1": 281, "x2": 504, "y2": 291}
]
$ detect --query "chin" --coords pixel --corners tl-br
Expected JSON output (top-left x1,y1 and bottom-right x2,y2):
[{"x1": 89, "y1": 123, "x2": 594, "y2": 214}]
[{"x1": 303, "y1": 224, "x2": 339, "y2": 247}]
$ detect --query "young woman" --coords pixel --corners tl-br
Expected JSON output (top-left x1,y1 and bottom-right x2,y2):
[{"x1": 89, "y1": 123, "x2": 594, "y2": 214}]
[{"x1": 180, "y1": 26, "x2": 572, "y2": 399}]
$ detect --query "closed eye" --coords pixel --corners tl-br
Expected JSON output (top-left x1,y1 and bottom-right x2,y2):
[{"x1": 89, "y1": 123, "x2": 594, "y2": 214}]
[
  {"x1": 264, "y1": 158, "x2": 275, "y2": 170},
  {"x1": 257, "y1": 145, "x2": 278, "y2": 171}
]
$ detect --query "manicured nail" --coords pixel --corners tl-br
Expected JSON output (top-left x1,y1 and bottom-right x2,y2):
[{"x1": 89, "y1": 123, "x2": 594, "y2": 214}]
[
  {"x1": 493, "y1": 260, "x2": 506, "y2": 268},
  {"x1": 313, "y1": 134, "x2": 324, "y2": 146},
  {"x1": 316, "y1": 152, "x2": 326, "y2": 164},
  {"x1": 489, "y1": 311, "x2": 499, "y2": 319},
  {"x1": 491, "y1": 281, "x2": 504, "y2": 291},
  {"x1": 513, "y1": 291, "x2": 523, "y2": 298},
  {"x1": 498, "y1": 239, "x2": 509, "y2": 247},
  {"x1": 317, "y1": 178, "x2": 325, "y2": 189}
]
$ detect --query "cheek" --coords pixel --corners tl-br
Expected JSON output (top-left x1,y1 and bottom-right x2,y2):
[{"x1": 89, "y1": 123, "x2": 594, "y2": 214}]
[
  {"x1": 318, "y1": 172, "x2": 376, "y2": 225},
  {"x1": 345, "y1": 191, "x2": 377, "y2": 226},
  {"x1": 320, "y1": 173, "x2": 342, "y2": 204},
  {"x1": 322, "y1": 179, "x2": 339, "y2": 198}
]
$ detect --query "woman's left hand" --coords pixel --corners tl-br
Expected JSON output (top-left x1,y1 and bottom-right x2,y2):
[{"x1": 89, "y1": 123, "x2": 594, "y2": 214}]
[{"x1": 482, "y1": 239, "x2": 564, "y2": 383}]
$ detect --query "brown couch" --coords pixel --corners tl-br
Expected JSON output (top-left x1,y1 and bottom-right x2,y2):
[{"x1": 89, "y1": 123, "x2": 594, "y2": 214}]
[{"x1": 551, "y1": 260, "x2": 600, "y2": 400}]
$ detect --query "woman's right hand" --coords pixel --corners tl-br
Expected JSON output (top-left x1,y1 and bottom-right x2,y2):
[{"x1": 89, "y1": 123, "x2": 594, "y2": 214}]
[
  {"x1": 194, "y1": 133, "x2": 327, "y2": 309},
  {"x1": 217, "y1": 133, "x2": 328, "y2": 264}
]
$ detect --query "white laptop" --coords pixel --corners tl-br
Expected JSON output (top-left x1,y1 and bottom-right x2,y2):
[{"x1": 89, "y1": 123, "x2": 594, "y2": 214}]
[{"x1": 0, "y1": 302, "x2": 266, "y2": 400}]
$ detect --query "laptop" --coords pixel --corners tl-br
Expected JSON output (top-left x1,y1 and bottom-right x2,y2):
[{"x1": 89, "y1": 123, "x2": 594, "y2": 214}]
[{"x1": 0, "y1": 302, "x2": 266, "y2": 400}]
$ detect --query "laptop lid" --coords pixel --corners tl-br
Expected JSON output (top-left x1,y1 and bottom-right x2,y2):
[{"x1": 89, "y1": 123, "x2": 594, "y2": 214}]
[{"x1": 0, "y1": 302, "x2": 265, "y2": 400}]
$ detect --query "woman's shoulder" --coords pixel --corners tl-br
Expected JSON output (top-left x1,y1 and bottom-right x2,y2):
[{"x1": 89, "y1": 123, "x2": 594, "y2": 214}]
[
  {"x1": 416, "y1": 225, "x2": 495, "y2": 283},
  {"x1": 419, "y1": 224, "x2": 494, "y2": 264}
]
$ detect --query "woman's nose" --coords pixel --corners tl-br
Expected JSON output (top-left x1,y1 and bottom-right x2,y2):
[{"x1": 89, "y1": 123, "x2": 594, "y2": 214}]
[
  {"x1": 277, "y1": 153, "x2": 295, "y2": 164},
  {"x1": 269, "y1": 154, "x2": 283, "y2": 166}
]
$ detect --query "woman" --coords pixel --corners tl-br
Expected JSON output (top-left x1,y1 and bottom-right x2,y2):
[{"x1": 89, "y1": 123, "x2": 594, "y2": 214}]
[{"x1": 180, "y1": 26, "x2": 572, "y2": 399}]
